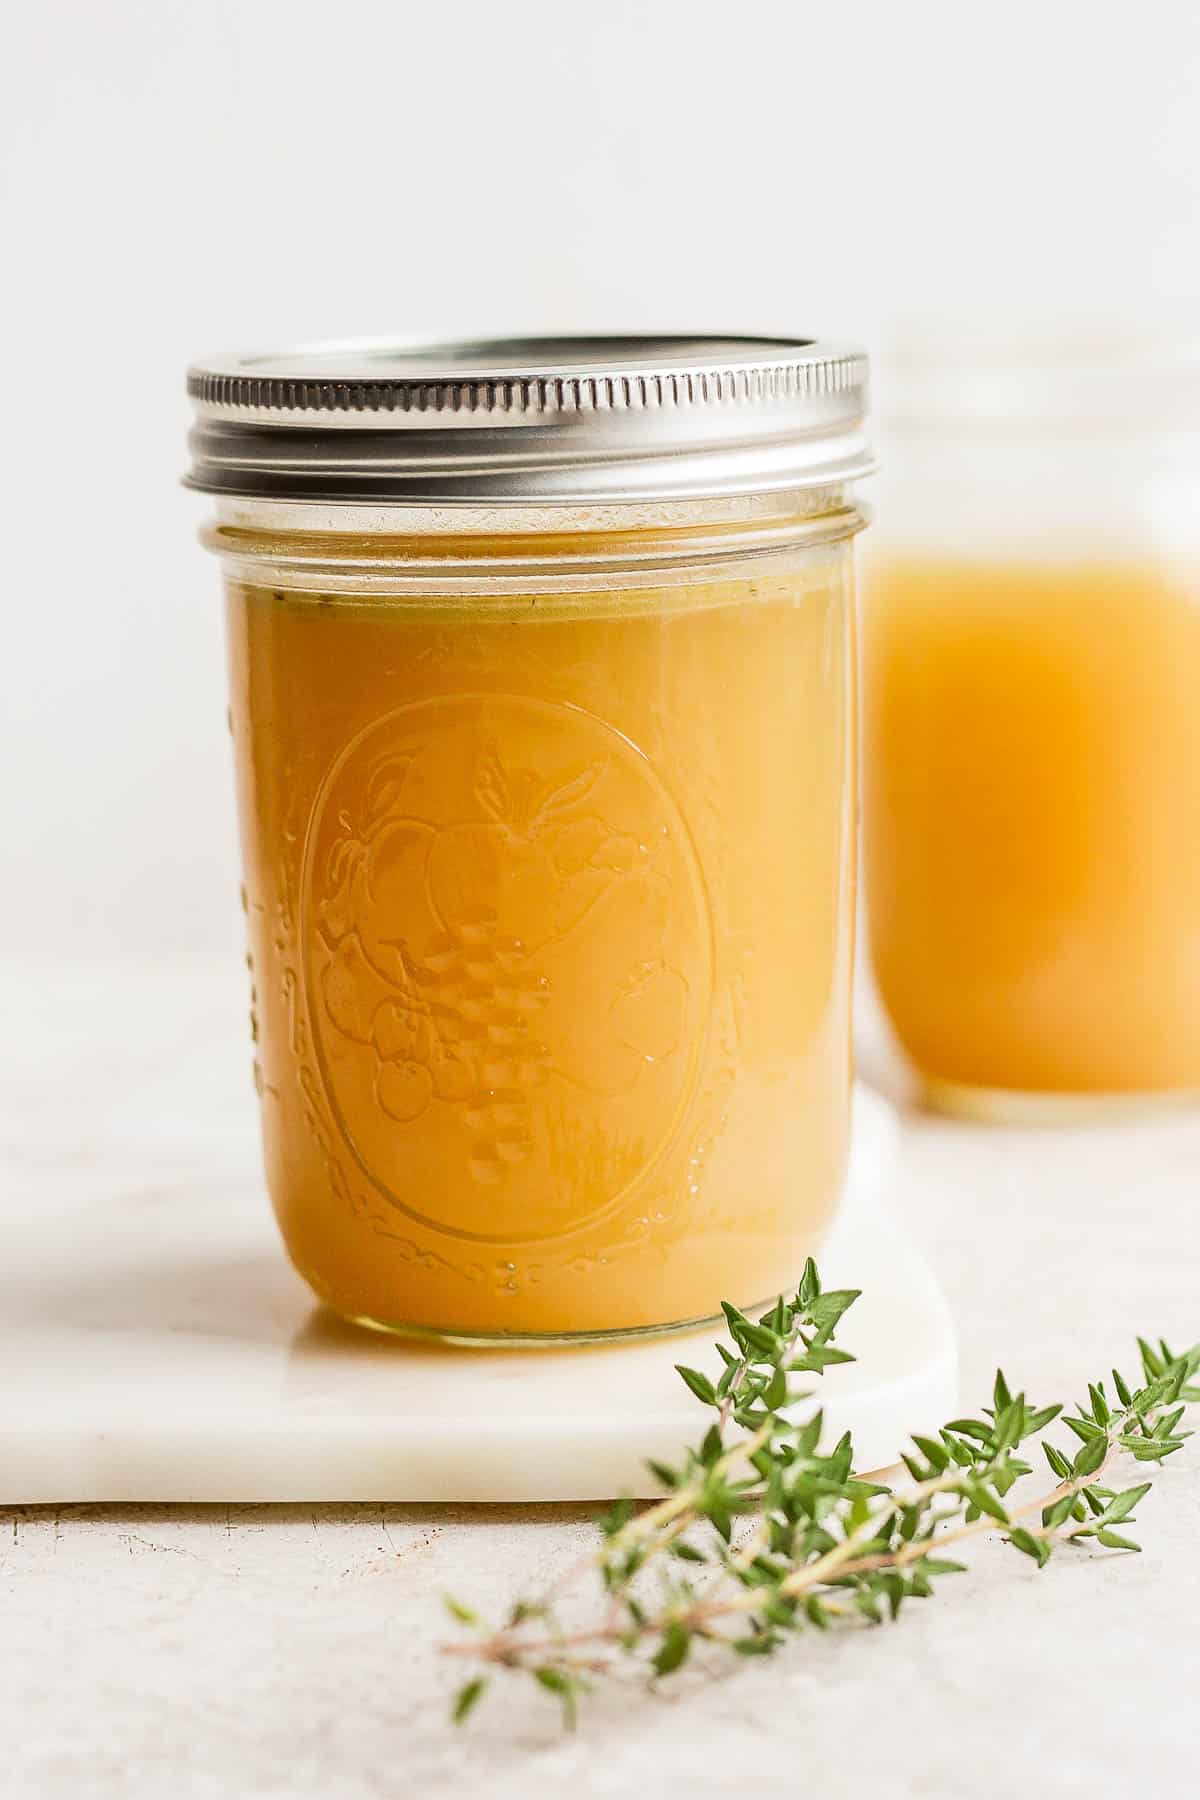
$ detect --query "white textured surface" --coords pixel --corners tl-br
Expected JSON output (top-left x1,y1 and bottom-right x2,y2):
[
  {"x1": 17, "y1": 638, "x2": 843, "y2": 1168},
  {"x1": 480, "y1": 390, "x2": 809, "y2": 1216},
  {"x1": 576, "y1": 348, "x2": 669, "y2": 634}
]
[{"x1": 3, "y1": 957, "x2": 1199, "y2": 1798}]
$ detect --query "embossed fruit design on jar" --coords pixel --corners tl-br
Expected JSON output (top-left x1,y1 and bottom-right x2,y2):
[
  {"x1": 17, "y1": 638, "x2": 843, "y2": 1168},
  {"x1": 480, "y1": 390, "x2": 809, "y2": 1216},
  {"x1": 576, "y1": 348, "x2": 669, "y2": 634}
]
[
  {"x1": 189, "y1": 335, "x2": 871, "y2": 1340},
  {"x1": 307, "y1": 694, "x2": 711, "y2": 1243}
]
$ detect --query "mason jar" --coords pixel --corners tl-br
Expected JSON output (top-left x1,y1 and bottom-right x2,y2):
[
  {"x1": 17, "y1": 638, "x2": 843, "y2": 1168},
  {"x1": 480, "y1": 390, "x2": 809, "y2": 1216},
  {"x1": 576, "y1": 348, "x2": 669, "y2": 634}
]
[
  {"x1": 863, "y1": 322, "x2": 1200, "y2": 1121},
  {"x1": 186, "y1": 335, "x2": 871, "y2": 1340}
]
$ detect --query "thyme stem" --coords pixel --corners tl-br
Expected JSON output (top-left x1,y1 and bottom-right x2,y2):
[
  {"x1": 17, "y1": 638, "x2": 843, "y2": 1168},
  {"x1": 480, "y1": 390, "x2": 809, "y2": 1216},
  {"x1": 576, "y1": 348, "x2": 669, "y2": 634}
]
[{"x1": 443, "y1": 1265, "x2": 1198, "y2": 1727}]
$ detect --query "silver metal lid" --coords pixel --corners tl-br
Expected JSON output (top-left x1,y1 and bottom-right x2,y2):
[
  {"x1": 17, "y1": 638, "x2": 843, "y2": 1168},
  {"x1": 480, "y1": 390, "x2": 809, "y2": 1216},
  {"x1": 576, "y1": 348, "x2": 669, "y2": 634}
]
[{"x1": 185, "y1": 334, "x2": 871, "y2": 504}]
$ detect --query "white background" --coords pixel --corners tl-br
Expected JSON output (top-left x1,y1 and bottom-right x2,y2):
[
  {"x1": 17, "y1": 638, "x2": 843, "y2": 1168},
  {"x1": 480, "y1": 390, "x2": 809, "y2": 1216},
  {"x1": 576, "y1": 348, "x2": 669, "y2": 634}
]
[{"x1": 4, "y1": 0, "x2": 1199, "y2": 957}]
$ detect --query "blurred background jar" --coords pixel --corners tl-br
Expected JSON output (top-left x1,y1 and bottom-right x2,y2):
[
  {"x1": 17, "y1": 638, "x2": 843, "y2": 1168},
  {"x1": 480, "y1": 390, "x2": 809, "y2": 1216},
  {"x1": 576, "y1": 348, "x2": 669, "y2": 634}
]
[{"x1": 862, "y1": 319, "x2": 1200, "y2": 1120}]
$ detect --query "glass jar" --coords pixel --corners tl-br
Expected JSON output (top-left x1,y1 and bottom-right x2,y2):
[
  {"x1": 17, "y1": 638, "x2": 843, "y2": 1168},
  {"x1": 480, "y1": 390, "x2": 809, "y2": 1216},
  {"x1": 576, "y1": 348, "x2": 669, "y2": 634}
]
[
  {"x1": 863, "y1": 321, "x2": 1200, "y2": 1121},
  {"x1": 187, "y1": 335, "x2": 871, "y2": 1340}
]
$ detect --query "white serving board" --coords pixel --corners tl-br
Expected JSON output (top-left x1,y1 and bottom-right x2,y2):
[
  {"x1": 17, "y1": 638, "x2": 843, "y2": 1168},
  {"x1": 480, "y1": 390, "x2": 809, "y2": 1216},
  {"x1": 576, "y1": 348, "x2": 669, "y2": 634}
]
[{"x1": 1, "y1": 957, "x2": 955, "y2": 1502}]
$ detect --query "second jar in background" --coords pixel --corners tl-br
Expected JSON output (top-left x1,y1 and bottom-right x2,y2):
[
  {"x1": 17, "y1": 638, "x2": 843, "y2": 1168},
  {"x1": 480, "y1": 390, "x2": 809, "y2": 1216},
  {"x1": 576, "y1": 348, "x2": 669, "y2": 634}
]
[{"x1": 864, "y1": 324, "x2": 1200, "y2": 1119}]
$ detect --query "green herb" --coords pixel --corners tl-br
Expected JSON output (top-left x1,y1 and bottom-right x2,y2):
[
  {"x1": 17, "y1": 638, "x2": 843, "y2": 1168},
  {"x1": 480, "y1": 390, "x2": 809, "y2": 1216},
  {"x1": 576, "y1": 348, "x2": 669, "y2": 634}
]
[{"x1": 444, "y1": 1260, "x2": 1198, "y2": 1728}]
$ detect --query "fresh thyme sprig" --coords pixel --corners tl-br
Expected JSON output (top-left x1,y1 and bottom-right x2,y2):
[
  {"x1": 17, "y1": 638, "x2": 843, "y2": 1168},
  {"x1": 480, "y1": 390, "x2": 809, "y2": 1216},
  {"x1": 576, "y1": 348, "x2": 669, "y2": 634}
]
[{"x1": 443, "y1": 1261, "x2": 1199, "y2": 1728}]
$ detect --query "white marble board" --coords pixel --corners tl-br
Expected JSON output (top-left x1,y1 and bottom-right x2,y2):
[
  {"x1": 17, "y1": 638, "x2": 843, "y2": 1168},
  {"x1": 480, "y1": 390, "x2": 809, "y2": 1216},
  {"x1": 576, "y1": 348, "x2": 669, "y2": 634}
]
[{"x1": 1, "y1": 957, "x2": 956, "y2": 1502}]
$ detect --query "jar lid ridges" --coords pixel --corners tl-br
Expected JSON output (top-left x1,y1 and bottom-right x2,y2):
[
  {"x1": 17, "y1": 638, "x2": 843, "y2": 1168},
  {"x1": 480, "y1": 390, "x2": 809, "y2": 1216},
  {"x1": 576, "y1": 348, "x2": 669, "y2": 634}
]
[
  {"x1": 185, "y1": 334, "x2": 872, "y2": 503},
  {"x1": 186, "y1": 350, "x2": 865, "y2": 421}
]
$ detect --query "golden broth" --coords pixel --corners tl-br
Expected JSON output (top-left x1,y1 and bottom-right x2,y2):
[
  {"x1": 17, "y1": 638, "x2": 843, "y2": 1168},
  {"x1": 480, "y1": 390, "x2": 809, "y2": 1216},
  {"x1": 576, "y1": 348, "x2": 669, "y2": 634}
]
[
  {"x1": 227, "y1": 559, "x2": 855, "y2": 1337},
  {"x1": 864, "y1": 557, "x2": 1200, "y2": 1101}
]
